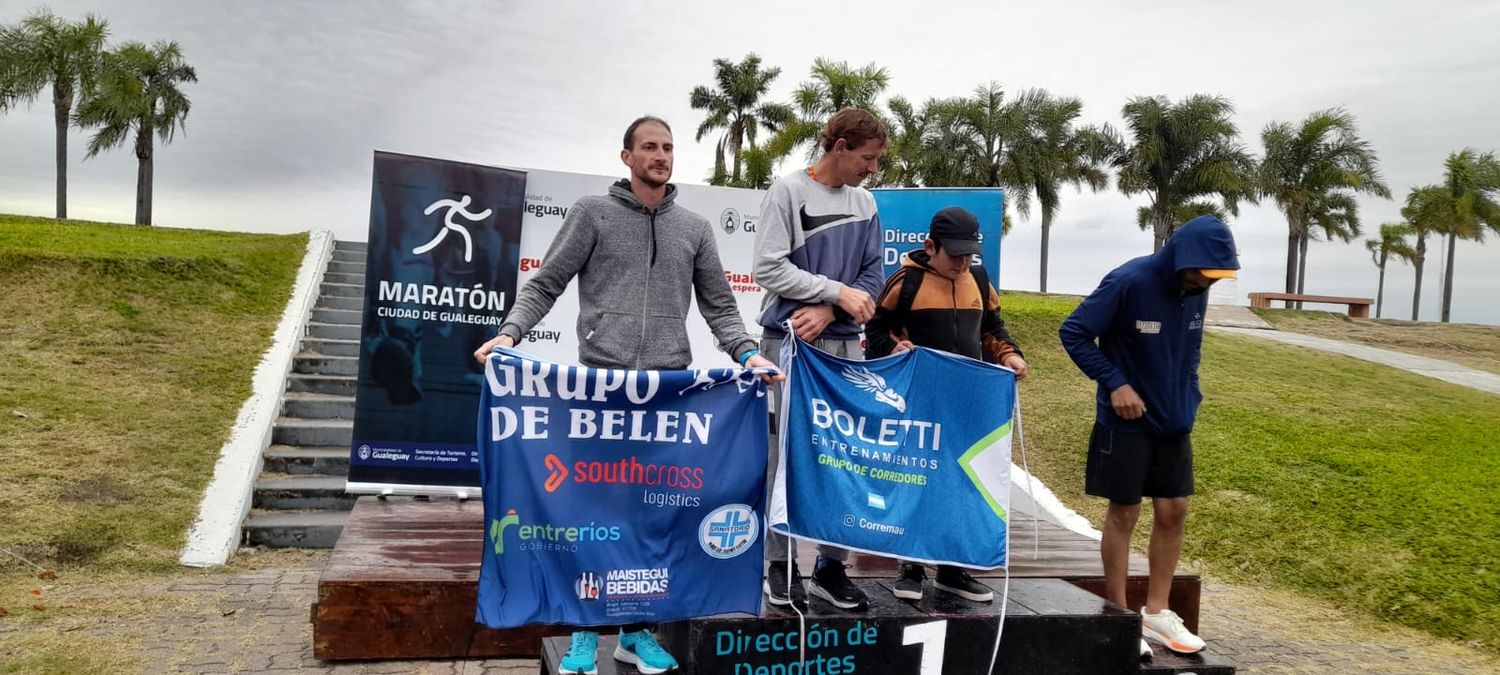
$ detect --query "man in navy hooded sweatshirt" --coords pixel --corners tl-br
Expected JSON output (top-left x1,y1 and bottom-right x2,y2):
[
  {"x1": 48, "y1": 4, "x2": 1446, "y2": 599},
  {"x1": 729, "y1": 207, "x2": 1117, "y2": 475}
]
[{"x1": 1059, "y1": 215, "x2": 1239, "y2": 658}]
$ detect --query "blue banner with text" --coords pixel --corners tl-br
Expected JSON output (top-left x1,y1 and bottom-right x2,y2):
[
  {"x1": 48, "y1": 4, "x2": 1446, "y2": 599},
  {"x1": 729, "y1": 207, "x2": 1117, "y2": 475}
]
[
  {"x1": 770, "y1": 339, "x2": 1014, "y2": 569},
  {"x1": 476, "y1": 348, "x2": 770, "y2": 627}
]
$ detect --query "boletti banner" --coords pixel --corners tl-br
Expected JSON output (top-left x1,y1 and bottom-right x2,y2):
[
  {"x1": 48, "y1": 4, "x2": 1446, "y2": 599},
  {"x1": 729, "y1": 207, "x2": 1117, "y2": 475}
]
[{"x1": 769, "y1": 337, "x2": 1015, "y2": 569}]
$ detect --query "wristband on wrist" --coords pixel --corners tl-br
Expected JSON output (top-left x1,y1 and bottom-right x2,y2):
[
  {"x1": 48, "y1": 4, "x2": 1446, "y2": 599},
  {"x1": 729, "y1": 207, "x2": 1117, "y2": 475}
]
[{"x1": 738, "y1": 348, "x2": 760, "y2": 366}]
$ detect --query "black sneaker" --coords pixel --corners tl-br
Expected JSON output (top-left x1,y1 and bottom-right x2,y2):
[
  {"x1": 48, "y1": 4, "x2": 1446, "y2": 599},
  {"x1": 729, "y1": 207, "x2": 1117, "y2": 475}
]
[
  {"x1": 934, "y1": 565, "x2": 993, "y2": 602},
  {"x1": 809, "y1": 558, "x2": 869, "y2": 611},
  {"x1": 763, "y1": 561, "x2": 808, "y2": 610},
  {"x1": 893, "y1": 563, "x2": 926, "y2": 601}
]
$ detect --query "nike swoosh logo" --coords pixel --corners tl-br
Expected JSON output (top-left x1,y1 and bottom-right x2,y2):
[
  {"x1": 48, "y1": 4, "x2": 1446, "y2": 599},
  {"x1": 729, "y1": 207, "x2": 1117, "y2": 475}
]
[{"x1": 799, "y1": 205, "x2": 856, "y2": 231}]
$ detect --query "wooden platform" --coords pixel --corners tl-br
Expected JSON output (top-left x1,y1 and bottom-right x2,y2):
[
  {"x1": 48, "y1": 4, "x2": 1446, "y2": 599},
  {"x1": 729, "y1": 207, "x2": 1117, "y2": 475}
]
[
  {"x1": 313, "y1": 496, "x2": 1201, "y2": 661},
  {"x1": 792, "y1": 513, "x2": 1200, "y2": 633},
  {"x1": 312, "y1": 497, "x2": 571, "y2": 660}
]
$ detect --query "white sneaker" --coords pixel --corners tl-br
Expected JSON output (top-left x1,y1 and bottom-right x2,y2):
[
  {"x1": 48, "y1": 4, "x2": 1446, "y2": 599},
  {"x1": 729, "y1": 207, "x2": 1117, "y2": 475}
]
[
  {"x1": 1139, "y1": 637, "x2": 1153, "y2": 659},
  {"x1": 1141, "y1": 607, "x2": 1205, "y2": 654}
]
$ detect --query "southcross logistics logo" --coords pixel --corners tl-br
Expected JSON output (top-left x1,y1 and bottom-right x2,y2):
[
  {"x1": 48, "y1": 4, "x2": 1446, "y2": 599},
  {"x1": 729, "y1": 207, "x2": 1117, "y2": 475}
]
[
  {"x1": 543, "y1": 453, "x2": 705, "y2": 492},
  {"x1": 544, "y1": 454, "x2": 569, "y2": 492},
  {"x1": 489, "y1": 508, "x2": 622, "y2": 555}
]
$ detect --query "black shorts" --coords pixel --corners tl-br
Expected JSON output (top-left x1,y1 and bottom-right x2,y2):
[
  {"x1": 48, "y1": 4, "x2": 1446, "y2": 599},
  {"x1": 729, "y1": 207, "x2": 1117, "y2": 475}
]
[{"x1": 1084, "y1": 423, "x2": 1194, "y2": 505}]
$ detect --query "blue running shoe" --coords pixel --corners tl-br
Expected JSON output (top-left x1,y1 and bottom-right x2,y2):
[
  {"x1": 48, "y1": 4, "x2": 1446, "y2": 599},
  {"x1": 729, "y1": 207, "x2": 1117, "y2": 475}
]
[
  {"x1": 614, "y1": 628, "x2": 678, "y2": 673},
  {"x1": 559, "y1": 631, "x2": 599, "y2": 674}
]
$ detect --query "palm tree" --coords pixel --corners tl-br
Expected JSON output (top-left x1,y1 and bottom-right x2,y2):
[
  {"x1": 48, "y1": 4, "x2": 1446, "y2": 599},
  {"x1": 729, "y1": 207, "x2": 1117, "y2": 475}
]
[
  {"x1": 765, "y1": 58, "x2": 889, "y2": 163},
  {"x1": 1112, "y1": 94, "x2": 1258, "y2": 251},
  {"x1": 76, "y1": 40, "x2": 197, "y2": 226},
  {"x1": 1260, "y1": 109, "x2": 1390, "y2": 303},
  {"x1": 689, "y1": 54, "x2": 792, "y2": 186},
  {"x1": 945, "y1": 83, "x2": 1024, "y2": 189},
  {"x1": 1134, "y1": 201, "x2": 1228, "y2": 231},
  {"x1": 883, "y1": 84, "x2": 1028, "y2": 192},
  {"x1": 1401, "y1": 186, "x2": 1446, "y2": 321},
  {"x1": 1006, "y1": 90, "x2": 1114, "y2": 292},
  {"x1": 1406, "y1": 150, "x2": 1500, "y2": 322},
  {"x1": 733, "y1": 146, "x2": 776, "y2": 190},
  {"x1": 0, "y1": 10, "x2": 108, "y2": 219},
  {"x1": 1292, "y1": 191, "x2": 1367, "y2": 306},
  {"x1": 905, "y1": 94, "x2": 987, "y2": 188},
  {"x1": 1364, "y1": 223, "x2": 1417, "y2": 319},
  {"x1": 873, "y1": 95, "x2": 928, "y2": 188}
]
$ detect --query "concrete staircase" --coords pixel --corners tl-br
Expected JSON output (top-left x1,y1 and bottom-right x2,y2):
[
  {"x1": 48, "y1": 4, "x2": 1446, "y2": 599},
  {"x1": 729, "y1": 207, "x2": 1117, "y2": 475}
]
[{"x1": 242, "y1": 240, "x2": 366, "y2": 548}]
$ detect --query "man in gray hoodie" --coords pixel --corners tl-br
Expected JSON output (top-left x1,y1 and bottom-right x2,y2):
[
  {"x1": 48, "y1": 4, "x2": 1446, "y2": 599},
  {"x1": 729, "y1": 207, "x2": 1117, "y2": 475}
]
[{"x1": 473, "y1": 116, "x2": 778, "y2": 675}]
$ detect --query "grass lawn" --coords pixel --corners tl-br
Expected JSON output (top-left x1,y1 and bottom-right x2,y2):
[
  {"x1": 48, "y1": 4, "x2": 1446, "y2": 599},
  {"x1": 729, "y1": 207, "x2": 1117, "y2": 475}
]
[
  {"x1": 1003, "y1": 292, "x2": 1500, "y2": 653},
  {"x1": 1253, "y1": 307, "x2": 1500, "y2": 377},
  {"x1": 0, "y1": 214, "x2": 305, "y2": 650}
]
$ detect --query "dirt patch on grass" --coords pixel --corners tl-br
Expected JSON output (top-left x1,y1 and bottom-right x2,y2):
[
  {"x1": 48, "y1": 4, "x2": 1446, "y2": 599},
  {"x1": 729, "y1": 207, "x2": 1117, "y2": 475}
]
[{"x1": 58, "y1": 475, "x2": 136, "y2": 504}]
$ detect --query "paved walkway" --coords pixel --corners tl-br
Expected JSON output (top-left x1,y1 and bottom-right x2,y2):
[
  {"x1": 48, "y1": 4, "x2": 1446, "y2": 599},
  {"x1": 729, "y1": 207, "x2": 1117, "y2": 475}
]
[
  {"x1": 146, "y1": 561, "x2": 535, "y2": 674},
  {"x1": 1198, "y1": 582, "x2": 1497, "y2": 673},
  {"x1": 8, "y1": 551, "x2": 1496, "y2": 674},
  {"x1": 1211, "y1": 326, "x2": 1500, "y2": 396}
]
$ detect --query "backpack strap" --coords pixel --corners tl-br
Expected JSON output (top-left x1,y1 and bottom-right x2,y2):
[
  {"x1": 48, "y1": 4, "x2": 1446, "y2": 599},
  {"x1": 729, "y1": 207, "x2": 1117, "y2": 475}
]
[
  {"x1": 897, "y1": 266, "x2": 926, "y2": 315},
  {"x1": 970, "y1": 264, "x2": 993, "y2": 309}
]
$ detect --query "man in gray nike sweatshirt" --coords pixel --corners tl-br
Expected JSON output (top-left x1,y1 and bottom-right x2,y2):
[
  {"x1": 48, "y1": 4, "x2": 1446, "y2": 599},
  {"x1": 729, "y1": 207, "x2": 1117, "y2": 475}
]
[
  {"x1": 754, "y1": 108, "x2": 888, "y2": 615},
  {"x1": 472, "y1": 116, "x2": 779, "y2": 674}
]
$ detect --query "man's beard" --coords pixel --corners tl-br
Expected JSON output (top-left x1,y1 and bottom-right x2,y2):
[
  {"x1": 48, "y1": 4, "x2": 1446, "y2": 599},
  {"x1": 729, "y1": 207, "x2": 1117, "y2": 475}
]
[
  {"x1": 1181, "y1": 285, "x2": 1208, "y2": 297},
  {"x1": 635, "y1": 169, "x2": 669, "y2": 189}
]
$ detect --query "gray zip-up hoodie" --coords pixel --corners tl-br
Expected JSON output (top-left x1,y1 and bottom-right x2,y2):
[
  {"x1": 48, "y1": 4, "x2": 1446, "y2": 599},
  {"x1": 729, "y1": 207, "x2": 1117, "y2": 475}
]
[{"x1": 498, "y1": 179, "x2": 757, "y2": 370}]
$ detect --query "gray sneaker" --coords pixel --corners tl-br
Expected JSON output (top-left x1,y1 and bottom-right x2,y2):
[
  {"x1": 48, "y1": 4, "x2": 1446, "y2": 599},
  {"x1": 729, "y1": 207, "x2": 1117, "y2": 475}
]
[{"x1": 893, "y1": 563, "x2": 926, "y2": 600}]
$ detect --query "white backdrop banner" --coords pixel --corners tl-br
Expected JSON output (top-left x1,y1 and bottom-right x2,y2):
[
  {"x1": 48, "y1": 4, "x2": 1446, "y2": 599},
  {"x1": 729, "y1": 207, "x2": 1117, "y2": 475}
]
[{"x1": 348, "y1": 159, "x2": 1006, "y2": 495}]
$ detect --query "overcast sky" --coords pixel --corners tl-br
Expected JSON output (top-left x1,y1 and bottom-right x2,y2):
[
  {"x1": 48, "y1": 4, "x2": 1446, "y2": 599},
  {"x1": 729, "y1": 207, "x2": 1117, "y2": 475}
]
[{"x1": 2, "y1": 0, "x2": 1497, "y2": 323}]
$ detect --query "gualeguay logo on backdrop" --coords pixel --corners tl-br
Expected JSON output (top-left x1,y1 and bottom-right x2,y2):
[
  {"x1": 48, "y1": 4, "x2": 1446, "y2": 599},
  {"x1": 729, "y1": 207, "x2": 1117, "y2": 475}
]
[{"x1": 720, "y1": 207, "x2": 757, "y2": 235}]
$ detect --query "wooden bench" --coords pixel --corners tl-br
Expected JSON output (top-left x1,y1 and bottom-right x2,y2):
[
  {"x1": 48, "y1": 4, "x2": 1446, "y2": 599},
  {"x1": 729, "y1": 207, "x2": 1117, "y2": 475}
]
[{"x1": 1248, "y1": 292, "x2": 1373, "y2": 318}]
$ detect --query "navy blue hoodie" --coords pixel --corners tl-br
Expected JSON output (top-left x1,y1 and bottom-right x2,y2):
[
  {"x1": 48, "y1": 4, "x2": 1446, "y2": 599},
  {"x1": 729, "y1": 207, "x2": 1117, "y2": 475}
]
[{"x1": 1059, "y1": 216, "x2": 1239, "y2": 436}]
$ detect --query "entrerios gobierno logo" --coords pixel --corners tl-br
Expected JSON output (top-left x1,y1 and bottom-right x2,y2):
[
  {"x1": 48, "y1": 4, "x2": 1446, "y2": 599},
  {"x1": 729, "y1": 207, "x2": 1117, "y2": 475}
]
[
  {"x1": 542, "y1": 453, "x2": 704, "y2": 492},
  {"x1": 489, "y1": 508, "x2": 622, "y2": 554}
]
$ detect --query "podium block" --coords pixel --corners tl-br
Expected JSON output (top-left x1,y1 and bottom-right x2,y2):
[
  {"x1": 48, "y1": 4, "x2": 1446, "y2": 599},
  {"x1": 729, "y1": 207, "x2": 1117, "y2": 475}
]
[{"x1": 541, "y1": 578, "x2": 1234, "y2": 673}]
